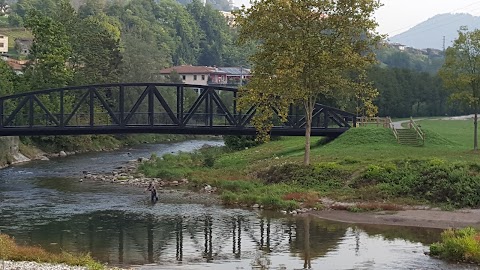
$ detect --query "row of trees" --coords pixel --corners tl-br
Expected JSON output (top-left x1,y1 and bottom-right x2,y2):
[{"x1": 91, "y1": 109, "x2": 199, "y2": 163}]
[
  {"x1": 1, "y1": 0, "x2": 479, "y2": 156},
  {"x1": 0, "y1": 0, "x2": 253, "y2": 94}
]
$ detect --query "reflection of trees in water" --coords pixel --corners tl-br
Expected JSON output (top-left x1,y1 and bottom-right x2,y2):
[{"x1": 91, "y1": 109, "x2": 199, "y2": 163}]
[
  {"x1": 289, "y1": 217, "x2": 348, "y2": 264},
  {"x1": 354, "y1": 223, "x2": 442, "y2": 245},
  {"x1": 14, "y1": 210, "x2": 439, "y2": 268}
]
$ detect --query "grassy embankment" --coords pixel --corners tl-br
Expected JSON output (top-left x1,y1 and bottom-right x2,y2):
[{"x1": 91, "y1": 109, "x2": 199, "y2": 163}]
[
  {"x1": 139, "y1": 118, "x2": 480, "y2": 210},
  {"x1": 0, "y1": 234, "x2": 106, "y2": 270}
]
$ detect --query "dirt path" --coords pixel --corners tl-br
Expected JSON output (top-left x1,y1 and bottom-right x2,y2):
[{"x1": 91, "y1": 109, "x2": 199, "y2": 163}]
[{"x1": 309, "y1": 208, "x2": 480, "y2": 229}]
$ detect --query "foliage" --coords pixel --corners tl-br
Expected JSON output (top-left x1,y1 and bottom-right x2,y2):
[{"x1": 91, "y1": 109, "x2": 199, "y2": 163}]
[
  {"x1": 0, "y1": 60, "x2": 16, "y2": 96},
  {"x1": 186, "y1": 0, "x2": 230, "y2": 66},
  {"x1": 23, "y1": 7, "x2": 73, "y2": 89},
  {"x1": 440, "y1": 27, "x2": 480, "y2": 151},
  {"x1": 223, "y1": 135, "x2": 260, "y2": 150},
  {"x1": 351, "y1": 159, "x2": 480, "y2": 207},
  {"x1": 375, "y1": 46, "x2": 445, "y2": 74},
  {"x1": 234, "y1": 0, "x2": 382, "y2": 165},
  {"x1": 368, "y1": 66, "x2": 449, "y2": 118},
  {"x1": 0, "y1": 233, "x2": 106, "y2": 269},
  {"x1": 430, "y1": 227, "x2": 480, "y2": 263},
  {"x1": 137, "y1": 119, "x2": 480, "y2": 209}
]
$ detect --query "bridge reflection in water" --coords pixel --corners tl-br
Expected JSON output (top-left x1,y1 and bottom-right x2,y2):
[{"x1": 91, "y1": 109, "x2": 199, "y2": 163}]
[
  {"x1": 7, "y1": 208, "x2": 445, "y2": 270},
  {"x1": 14, "y1": 210, "x2": 359, "y2": 268}
]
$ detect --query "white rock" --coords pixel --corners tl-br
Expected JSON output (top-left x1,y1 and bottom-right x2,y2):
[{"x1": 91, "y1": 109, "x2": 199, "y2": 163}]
[{"x1": 59, "y1": 151, "x2": 67, "y2": 157}]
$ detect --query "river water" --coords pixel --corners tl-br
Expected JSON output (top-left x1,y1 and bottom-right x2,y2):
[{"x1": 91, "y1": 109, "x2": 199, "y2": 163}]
[{"x1": 0, "y1": 140, "x2": 475, "y2": 270}]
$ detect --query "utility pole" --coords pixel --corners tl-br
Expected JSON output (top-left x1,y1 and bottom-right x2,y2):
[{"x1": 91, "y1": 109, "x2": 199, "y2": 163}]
[{"x1": 443, "y1": 36, "x2": 446, "y2": 52}]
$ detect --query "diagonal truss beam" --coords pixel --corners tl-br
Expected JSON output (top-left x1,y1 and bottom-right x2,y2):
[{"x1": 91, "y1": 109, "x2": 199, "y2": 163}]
[{"x1": 0, "y1": 83, "x2": 355, "y2": 136}]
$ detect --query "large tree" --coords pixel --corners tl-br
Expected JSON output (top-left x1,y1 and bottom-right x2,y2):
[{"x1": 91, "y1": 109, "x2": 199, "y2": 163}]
[
  {"x1": 235, "y1": 0, "x2": 382, "y2": 165},
  {"x1": 440, "y1": 27, "x2": 480, "y2": 151}
]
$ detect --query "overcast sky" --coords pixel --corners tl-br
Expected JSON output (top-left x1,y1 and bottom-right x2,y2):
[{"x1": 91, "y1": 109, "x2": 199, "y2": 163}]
[{"x1": 231, "y1": 0, "x2": 480, "y2": 37}]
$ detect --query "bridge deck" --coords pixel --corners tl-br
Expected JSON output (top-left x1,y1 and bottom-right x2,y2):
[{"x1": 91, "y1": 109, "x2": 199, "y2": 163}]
[{"x1": 0, "y1": 83, "x2": 355, "y2": 137}]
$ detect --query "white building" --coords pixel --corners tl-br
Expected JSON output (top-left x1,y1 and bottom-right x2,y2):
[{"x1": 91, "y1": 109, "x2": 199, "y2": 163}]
[{"x1": 0, "y1": 34, "x2": 8, "y2": 54}]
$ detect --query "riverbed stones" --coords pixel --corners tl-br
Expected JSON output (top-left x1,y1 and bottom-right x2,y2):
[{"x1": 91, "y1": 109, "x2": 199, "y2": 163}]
[
  {"x1": 0, "y1": 260, "x2": 87, "y2": 270},
  {"x1": 59, "y1": 151, "x2": 67, "y2": 157}
]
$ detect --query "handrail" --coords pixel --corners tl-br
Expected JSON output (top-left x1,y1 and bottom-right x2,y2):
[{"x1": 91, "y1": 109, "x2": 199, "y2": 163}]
[
  {"x1": 357, "y1": 116, "x2": 390, "y2": 128},
  {"x1": 409, "y1": 117, "x2": 425, "y2": 144},
  {"x1": 387, "y1": 117, "x2": 399, "y2": 142}
]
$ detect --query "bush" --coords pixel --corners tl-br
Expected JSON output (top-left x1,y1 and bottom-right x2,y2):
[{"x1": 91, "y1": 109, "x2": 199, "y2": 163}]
[
  {"x1": 224, "y1": 135, "x2": 261, "y2": 150},
  {"x1": 257, "y1": 162, "x2": 349, "y2": 191},
  {"x1": 352, "y1": 159, "x2": 480, "y2": 207},
  {"x1": 430, "y1": 227, "x2": 480, "y2": 263}
]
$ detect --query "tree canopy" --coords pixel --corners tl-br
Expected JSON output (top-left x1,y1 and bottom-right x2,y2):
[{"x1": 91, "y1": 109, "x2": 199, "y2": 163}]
[
  {"x1": 235, "y1": 0, "x2": 382, "y2": 165},
  {"x1": 440, "y1": 27, "x2": 480, "y2": 151}
]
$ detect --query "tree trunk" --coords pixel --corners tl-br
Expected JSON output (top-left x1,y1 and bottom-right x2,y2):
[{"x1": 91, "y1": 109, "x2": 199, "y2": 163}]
[
  {"x1": 475, "y1": 111, "x2": 478, "y2": 151},
  {"x1": 304, "y1": 117, "x2": 311, "y2": 165},
  {"x1": 304, "y1": 100, "x2": 314, "y2": 165}
]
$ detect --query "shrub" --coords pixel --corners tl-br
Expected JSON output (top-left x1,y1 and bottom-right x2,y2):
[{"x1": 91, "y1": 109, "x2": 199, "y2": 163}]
[
  {"x1": 221, "y1": 191, "x2": 238, "y2": 205},
  {"x1": 223, "y1": 135, "x2": 261, "y2": 150},
  {"x1": 430, "y1": 227, "x2": 480, "y2": 263}
]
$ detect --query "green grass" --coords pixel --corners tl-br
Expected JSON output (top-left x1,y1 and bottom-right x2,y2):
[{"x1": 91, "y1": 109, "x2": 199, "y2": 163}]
[{"x1": 139, "y1": 118, "x2": 480, "y2": 210}]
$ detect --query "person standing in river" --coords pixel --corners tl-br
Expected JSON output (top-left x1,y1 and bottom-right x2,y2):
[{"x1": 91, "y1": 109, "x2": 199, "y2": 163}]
[{"x1": 145, "y1": 182, "x2": 159, "y2": 203}]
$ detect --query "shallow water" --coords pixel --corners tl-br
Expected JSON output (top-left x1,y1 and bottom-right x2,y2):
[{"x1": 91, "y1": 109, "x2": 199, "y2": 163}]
[{"x1": 0, "y1": 140, "x2": 474, "y2": 269}]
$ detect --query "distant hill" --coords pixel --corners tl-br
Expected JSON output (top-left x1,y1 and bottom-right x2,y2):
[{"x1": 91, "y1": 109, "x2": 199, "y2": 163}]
[{"x1": 390, "y1": 13, "x2": 480, "y2": 50}]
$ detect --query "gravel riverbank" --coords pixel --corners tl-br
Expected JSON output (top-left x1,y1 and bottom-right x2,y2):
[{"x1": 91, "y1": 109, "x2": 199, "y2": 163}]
[
  {"x1": 0, "y1": 260, "x2": 133, "y2": 270},
  {"x1": 0, "y1": 261, "x2": 87, "y2": 270}
]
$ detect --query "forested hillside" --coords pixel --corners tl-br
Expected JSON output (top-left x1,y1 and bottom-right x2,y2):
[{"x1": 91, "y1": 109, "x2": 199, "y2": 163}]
[
  {"x1": 0, "y1": 0, "x2": 467, "y2": 129},
  {"x1": 367, "y1": 45, "x2": 453, "y2": 118},
  {"x1": 1, "y1": 0, "x2": 252, "y2": 93},
  {"x1": 0, "y1": 0, "x2": 252, "y2": 151}
]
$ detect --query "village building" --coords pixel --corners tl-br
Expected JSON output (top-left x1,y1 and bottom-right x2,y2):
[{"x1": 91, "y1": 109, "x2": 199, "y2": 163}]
[
  {"x1": 0, "y1": 33, "x2": 8, "y2": 54},
  {"x1": 160, "y1": 65, "x2": 228, "y2": 85},
  {"x1": 15, "y1": 38, "x2": 33, "y2": 56}
]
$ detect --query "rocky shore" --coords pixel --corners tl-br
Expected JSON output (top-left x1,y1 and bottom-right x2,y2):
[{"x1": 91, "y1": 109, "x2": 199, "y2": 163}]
[
  {"x1": 0, "y1": 261, "x2": 132, "y2": 270},
  {"x1": 80, "y1": 157, "x2": 192, "y2": 189},
  {"x1": 0, "y1": 261, "x2": 87, "y2": 270}
]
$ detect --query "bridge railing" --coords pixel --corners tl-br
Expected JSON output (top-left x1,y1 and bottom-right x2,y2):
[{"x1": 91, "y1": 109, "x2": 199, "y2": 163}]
[{"x1": 0, "y1": 83, "x2": 355, "y2": 136}]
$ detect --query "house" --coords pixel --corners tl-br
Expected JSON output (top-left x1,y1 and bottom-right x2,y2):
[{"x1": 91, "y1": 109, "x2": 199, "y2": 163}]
[
  {"x1": 0, "y1": 34, "x2": 8, "y2": 54},
  {"x1": 390, "y1": 42, "x2": 406, "y2": 51},
  {"x1": 217, "y1": 67, "x2": 251, "y2": 84},
  {"x1": 219, "y1": 11, "x2": 235, "y2": 27},
  {"x1": 4, "y1": 57, "x2": 28, "y2": 74},
  {"x1": 159, "y1": 65, "x2": 228, "y2": 86},
  {"x1": 15, "y1": 38, "x2": 33, "y2": 56}
]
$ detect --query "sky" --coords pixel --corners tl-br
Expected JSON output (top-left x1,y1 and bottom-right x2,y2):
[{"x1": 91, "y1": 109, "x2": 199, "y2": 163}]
[{"x1": 231, "y1": 0, "x2": 480, "y2": 36}]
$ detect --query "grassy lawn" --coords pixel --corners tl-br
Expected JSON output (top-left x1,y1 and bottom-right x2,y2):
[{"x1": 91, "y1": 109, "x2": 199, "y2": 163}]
[{"x1": 139, "y1": 118, "x2": 480, "y2": 210}]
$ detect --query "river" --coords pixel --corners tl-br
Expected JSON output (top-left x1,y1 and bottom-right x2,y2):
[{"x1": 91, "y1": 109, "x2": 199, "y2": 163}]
[{"x1": 0, "y1": 140, "x2": 474, "y2": 270}]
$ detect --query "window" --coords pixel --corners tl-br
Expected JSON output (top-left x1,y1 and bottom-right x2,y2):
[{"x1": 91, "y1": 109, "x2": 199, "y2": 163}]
[
  {"x1": 182, "y1": 75, "x2": 186, "y2": 80},
  {"x1": 0, "y1": 43, "x2": 3, "y2": 47},
  {"x1": 193, "y1": 75, "x2": 197, "y2": 80},
  {"x1": 201, "y1": 75, "x2": 205, "y2": 80}
]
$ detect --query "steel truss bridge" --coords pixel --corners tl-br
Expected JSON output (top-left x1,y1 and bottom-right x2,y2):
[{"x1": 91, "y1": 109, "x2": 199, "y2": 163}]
[{"x1": 0, "y1": 83, "x2": 356, "y2": 137}]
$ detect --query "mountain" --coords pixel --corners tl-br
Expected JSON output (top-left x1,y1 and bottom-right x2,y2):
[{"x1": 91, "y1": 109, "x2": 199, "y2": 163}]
[{"x1": 390, "y1": 13, "x2": 480, "y2": 50}]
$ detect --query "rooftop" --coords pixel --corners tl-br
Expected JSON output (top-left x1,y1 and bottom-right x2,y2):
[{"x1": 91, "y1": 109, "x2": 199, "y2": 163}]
[{"x1": 160, "y1": 65, "x2": 226, "y2": 74}]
